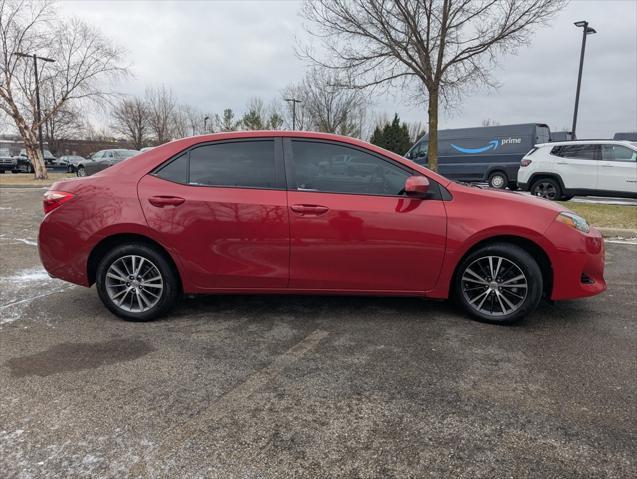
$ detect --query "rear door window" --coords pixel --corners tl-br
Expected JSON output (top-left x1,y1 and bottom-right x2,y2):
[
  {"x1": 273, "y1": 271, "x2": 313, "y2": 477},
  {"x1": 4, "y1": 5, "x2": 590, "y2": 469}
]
[
  {"x1": 601, "y1": 145, "x2": 637, "y2": 162},
  {"x1": 155, "y1": 140, "x2": 280, "y2": 189}
]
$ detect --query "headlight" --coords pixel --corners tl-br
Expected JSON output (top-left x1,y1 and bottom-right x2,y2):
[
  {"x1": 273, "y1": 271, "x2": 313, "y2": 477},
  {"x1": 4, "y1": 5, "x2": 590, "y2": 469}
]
[{"x1": 556, "y1": 211, "x2": 590, "y2": 233}]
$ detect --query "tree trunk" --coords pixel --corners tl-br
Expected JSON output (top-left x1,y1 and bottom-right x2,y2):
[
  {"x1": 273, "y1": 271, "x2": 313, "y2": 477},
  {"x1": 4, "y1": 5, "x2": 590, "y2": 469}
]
[
  {"x1": 427, "y1": 88, "x2": 439, "y2": 172},
  {"x1": 24, "y1": 133, "x2": 48, "y2": 180}
]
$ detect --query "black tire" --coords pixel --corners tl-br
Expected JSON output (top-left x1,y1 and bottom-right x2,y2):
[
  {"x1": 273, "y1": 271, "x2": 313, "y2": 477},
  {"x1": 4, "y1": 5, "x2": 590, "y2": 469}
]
[
  {"x1": 27, "y1": 164, "x2": 34, "y2": 174},
  {"x1": 530, "y1": 177, "x2": 562, "y2": 201},
  {"x1": 561, "y1": 195, "x2": 574, "y2": 201},
  {"x1": 96, "y1": 243, "x2": 179, "y2": 321},
  {"x1": 488, "y1": 171, "x2": 508, "y2": 189},
  {"x1": 77, "y1": 165, "x2": 86, "y2": 177},
  {"x1": 454, "y1": 242, "x2": 543, "y2": 325}
]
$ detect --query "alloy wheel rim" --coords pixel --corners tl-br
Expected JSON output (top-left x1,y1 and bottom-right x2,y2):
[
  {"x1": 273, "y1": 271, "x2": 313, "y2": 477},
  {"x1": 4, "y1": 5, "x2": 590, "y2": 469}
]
[
  {"x1": 78, "y1": 167, "x2": 86, "y2": 177},
  {"x1": 461, "y1": 255, "x2": 528, "y2": 317},
  {"x1": 105, "y1": 255, "x2": 163, "y2": 313},
  {"x1": 534, "y1": 182, "x2": 557, "y2": 199}
]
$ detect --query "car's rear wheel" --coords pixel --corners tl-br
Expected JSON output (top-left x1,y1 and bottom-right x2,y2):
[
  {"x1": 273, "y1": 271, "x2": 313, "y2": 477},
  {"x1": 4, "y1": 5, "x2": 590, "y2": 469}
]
[
  {"x1": 96, "y1": 244, "x2": 179, "y2": 321},
  {"x1": 77, "y1": 165, "x2": 87, "y2": 177},
  {"x1": 488, "y1": 171, "x2": 508, "y2": 189},
  {"x1": 531, "y1": 178, "x2": 562, "y2": 200},
  {"x1": 455, "y1": 243, "x2": 543, "y2": 325}
]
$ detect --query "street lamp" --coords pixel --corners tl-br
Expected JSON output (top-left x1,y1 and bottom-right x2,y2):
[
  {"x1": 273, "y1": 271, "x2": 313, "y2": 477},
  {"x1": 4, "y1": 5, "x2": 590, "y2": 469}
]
[
  {"x1": 284, "y1": 98, "x2": 302, "y2": 130},
  {"x1": 204, "y1": 115, "x2": 210, "y2": 132},
  {"x1": 571, "y1": 21, "x2": 596, "y2": 138},
  {"x1": 13, "y1": 52, "x2": 55, "y2": 160}
]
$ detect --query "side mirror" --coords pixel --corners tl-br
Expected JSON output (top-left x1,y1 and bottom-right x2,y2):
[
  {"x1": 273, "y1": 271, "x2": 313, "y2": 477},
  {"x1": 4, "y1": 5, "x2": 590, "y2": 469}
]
[{"x1": 404, "y1": 175, "x2": 430, "y2": 196}]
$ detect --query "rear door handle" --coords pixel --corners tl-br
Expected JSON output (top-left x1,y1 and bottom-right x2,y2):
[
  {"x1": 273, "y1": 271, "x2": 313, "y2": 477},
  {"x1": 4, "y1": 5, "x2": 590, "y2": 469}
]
[
  {"x1": 148, "y1": 196, "x2": 185, "y2": 207},
  {"x1": 600, "y1": 163, "x2": 614, "y2": 168},
  {"x1": 556, "y1": 161, "x2": 569, "y2": 165},
  {"x1": 291, "y1": 204, "x2": 329, "y2": 216}
]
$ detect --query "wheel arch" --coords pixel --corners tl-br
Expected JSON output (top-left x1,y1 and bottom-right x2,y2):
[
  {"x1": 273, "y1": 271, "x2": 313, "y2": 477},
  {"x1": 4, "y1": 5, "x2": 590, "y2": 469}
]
[
  {"x1": 450, "y1": 234, "x2": 553, "y2": 298},
  {"x1": 87, "y1": 233, "x2": 183, "y2": 291},
  {"x1": 528, "y1": 172, "x2": 567, "y2": 192}
]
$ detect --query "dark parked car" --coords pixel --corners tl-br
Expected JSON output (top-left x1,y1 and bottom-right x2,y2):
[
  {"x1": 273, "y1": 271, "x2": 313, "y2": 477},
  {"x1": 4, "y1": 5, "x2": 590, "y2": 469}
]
[
  {"x1": 16, "y1": 148, "x2": 57, "y2": 172},
  {"x1": 57, "y1": 155, "x2": 86, "y2": 173},
  {"x1": 76, "y1": 149, "x2": 140, "y2": 177},
  {"x1": 0, "y1": 148, "x2": 17, "y2": 173},
  {"x1": 39, "y1": 131, "x2": 606, "y2": 325}
]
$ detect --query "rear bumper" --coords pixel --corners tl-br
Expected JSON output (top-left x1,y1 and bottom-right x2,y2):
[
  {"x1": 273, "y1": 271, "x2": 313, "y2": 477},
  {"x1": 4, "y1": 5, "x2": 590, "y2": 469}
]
[{"x1": 546, "y1": 223, "x2": 606, "y2": 300}]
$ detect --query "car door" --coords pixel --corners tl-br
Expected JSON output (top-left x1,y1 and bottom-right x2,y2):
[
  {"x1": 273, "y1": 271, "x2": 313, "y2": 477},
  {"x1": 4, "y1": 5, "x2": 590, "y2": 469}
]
[
  {"x1": 599, "y1": 144, "x2": 637, "y2": 194},
  {"x1": 137, "y1": 138, "x2": 290, "y2": 290},
  {"x1": 550, "y1": 144, "x2": 599, "y2": 190},
  {"x1": 285, "y1": 139, "x2": 447, "y2": 293}
]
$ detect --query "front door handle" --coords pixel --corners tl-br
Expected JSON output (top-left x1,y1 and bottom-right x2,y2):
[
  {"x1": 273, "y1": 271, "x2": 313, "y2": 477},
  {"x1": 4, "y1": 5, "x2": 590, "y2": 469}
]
[
  {"x1": 291, "y1": 204, "x2": 329, "y2": 216},
  {"x1": 556, "y1": 161, "x2": 569, "y2": 165},
  {"x1": 600, "y1": 163, "x2": 614, "y2": 168},
  {"x1": 148, "y1": 196, "x2": 185, "y2": 207}
]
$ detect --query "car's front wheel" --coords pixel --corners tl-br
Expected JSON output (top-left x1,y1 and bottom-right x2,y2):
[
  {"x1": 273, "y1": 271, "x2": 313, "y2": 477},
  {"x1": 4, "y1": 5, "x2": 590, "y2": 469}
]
[
  {"x1": 96, "y1": 244, "x2": 179, "y2": 321},
  {"x1": 454, "y1": 243, "x2": 543, "y2": 324},
  {"x1": 77, "y1": 165, "x2": 87, "y2": 177}
]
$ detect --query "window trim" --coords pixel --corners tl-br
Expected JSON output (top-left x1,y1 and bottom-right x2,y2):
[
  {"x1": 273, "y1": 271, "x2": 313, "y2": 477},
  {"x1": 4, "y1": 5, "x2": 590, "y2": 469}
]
[
  {"x1": 283, "y1": 138, "x2": 442, "y2": 199},
  {"x1": 151, "y1": 137, "x2": 286, "y2": 190}
]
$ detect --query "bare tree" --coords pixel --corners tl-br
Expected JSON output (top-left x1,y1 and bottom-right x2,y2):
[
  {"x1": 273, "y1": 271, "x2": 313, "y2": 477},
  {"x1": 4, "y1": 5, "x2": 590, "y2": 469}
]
[
  {"x1": 111, "y1": 97, "x2": 148, "y2": 150},
  {"x1": 301, "y1": 0, "x2": 565, "y2": 171},
  {"x1": 42, "y1": 103, "x2": 83, "y2": 155},
  {"x1": 175, "y1": 104, "x2": 205, "y2": 137},
  {"x1": 481, "y1": 118, "x2": 501, "y2": 127},
  {"x1": 285, "y1": 67, "x2": 367, "y2": 137},
  {"x1": 145, "y1": 85, "x2": 176, "y2": 144},
  {"x1": 0, "y1": 0, "x2": 127, "y2": 178}
]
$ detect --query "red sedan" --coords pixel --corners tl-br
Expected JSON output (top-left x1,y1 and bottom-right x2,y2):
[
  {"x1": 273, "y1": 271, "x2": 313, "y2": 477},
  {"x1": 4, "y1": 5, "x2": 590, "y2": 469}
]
[{"x1": 38, "y1": 131, "x2": 606, "y2": 324}]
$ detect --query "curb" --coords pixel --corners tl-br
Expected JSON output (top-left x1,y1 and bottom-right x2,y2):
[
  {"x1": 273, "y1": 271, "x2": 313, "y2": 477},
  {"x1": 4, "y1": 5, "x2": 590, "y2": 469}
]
[{"x1": 597, "y1": 227, "x2": 637, "y2": 239}]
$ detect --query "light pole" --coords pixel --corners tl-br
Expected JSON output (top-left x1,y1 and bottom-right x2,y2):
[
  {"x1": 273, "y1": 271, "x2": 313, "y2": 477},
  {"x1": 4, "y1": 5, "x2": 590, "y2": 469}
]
[
  {"x1": 204, "y1": 115, "x2": 210, "y2": 132},
  {"x1": 284, "y1": 98, "x2": 302, "y2": 130},
  {"x1": 572, "y1": 21, "x2": 596, "y2": 138},
  {"x1": 14, "y1": 52, "x2": 55, "y2": 159}
]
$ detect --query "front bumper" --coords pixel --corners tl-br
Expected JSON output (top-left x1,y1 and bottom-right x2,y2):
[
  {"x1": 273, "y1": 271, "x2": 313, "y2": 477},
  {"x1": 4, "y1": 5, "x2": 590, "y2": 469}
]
[
  {"x1": 545, "y1": 222, "x2": 606, "y2": 300},
  {"x1": 517, "y1": 181, "x2": 529, "y2": 191}
]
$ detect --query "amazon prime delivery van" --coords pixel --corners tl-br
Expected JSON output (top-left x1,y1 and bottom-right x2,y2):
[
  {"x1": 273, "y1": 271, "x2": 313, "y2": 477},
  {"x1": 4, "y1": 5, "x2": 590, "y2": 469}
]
[{"x1": 405, "y1": 123, "x2": 551, "y2": 189}]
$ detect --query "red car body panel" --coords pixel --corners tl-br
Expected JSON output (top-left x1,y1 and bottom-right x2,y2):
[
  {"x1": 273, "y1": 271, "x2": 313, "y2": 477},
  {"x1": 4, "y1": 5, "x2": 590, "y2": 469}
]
[
  {"x1": 287, "y1": 190, "x2": 447, "y2": 292},
  {"x1": 137, "y1": 174, "x2": 290, "y2": 290},
  {"x1": 38, "y1": 131, "x2": 606, "y2": 302}
]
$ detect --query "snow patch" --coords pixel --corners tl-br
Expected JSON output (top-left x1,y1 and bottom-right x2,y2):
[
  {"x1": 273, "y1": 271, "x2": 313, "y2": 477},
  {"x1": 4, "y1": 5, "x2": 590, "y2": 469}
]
[
  {"x1": 12, "y1": 238, "x2": 37, "y2": 246},
  {"x1": 0, "y1": 267, "x2": 73, "y2": 325}
]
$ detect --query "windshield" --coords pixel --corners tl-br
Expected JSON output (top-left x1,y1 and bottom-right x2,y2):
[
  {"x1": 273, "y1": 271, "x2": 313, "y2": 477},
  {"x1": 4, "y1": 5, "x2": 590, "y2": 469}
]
[
  {"x1": 114, "y1": 150, "x2": 139, "y2": 159},
  {"x1": 0, "y1": 148, "x2": 10, "y2": 156}
]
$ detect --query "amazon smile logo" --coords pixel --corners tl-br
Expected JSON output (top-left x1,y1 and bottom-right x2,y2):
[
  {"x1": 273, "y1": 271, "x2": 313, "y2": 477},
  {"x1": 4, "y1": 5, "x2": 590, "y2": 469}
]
[{"x1": 451, "y1": 137, "x2": 521, "y2": 154}]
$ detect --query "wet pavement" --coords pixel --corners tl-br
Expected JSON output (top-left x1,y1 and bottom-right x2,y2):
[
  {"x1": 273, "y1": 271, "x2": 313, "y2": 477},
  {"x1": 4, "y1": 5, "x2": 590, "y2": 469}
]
[{"x1": 1, "y1": 188, "x2": 636, "y2": 478}]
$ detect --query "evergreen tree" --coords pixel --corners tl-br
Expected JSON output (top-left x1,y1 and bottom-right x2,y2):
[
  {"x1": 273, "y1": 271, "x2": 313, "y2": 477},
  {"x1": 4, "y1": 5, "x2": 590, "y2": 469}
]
[{"x1": 370, "y1": 113, "x2": 412, "y2": 155}]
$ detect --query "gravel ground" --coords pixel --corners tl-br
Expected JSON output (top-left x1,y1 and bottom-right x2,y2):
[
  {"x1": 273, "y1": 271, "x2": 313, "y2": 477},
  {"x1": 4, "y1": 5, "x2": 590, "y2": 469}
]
[{"x1": 1, "y1": 188, "x2": 636, "y2": 478}]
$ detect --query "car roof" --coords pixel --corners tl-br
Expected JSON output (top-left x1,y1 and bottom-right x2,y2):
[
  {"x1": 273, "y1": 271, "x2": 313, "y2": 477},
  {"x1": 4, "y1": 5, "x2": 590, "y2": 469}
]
[{"x1": 537, "y1": 139, "x2": 637, "y2": 147}]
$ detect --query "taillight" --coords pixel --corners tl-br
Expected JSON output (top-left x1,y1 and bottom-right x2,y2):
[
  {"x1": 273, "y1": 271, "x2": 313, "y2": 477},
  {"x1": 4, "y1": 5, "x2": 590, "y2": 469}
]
[
  {"x1": 520, "y1": 159, "x2": 532, "y2": 167},
  {"x1": 43, "y1": 190, "x2": 75, "y2": 214}
]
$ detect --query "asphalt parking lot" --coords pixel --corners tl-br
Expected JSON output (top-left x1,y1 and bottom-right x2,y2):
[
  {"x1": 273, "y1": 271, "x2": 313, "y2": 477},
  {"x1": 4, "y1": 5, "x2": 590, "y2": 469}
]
[{"x1": 1, "y1": 188, "x2": 636, "y2": 478}]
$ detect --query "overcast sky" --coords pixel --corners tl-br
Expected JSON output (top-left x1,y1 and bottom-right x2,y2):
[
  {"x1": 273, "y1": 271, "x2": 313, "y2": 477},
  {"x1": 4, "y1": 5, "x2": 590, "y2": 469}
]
[{"x1": 59, "y1": 0, "x2": 637, "y2": 139}]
